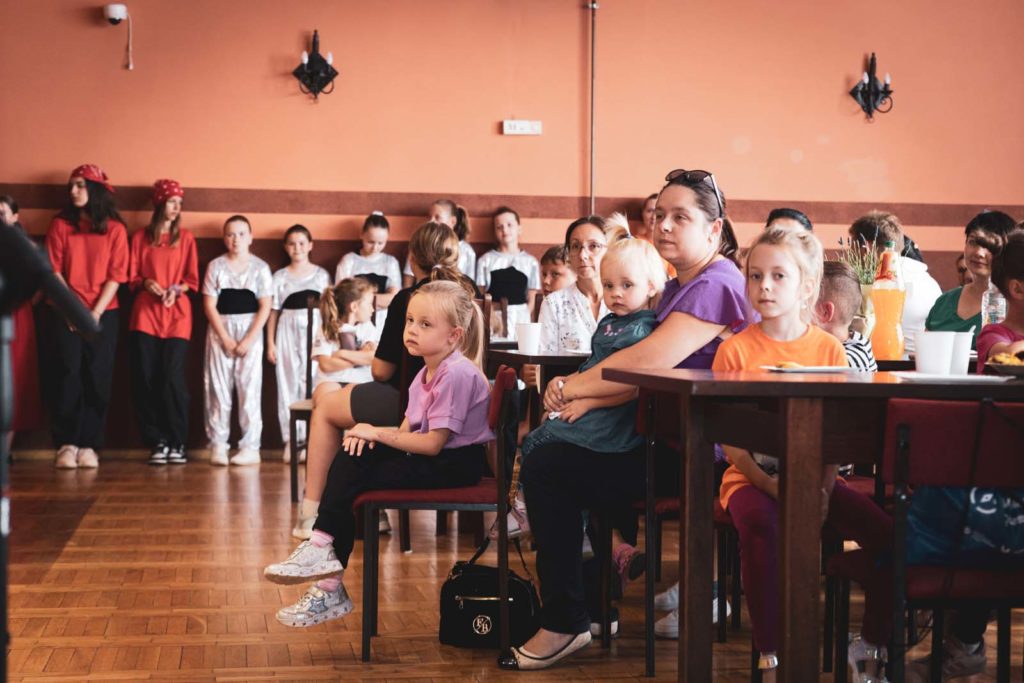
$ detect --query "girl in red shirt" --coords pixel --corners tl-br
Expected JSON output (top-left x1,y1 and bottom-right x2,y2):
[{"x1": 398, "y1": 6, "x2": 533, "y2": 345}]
[
  {"x1": 128, "y1": 180, "x2": 199, "y2": 465},
  {"x1": 45, "y1": 164, "x2": 129, "y2": 469}
]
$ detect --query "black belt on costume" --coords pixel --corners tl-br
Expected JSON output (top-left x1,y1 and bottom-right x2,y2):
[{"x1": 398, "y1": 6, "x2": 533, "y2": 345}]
[
  {"x1": 216, "y1": 289, "x2": 259, "y2": 315},
  {"x1": 354, "y1": 272, "x2": 388, "y2": 292},
  {"x1": 282, "y1": 290, "x2": 322, "y2": 310},
  {"x1": 488, "y1": 267, "x2": 529, "y2": 305}
]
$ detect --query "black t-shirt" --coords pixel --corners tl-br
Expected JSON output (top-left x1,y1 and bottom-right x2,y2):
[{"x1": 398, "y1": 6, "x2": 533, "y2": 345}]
[{"x1": 374, "y1": 276, "x2": 481, "y2": 389}]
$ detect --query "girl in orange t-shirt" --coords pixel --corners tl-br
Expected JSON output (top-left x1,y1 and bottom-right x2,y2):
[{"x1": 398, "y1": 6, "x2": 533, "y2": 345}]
[
  {"x1": 713, "y1": 227, "x2": 892, "y2": 681},
  {"x1": 128, "y1": 180, "x2": 199, "y2": 466}
]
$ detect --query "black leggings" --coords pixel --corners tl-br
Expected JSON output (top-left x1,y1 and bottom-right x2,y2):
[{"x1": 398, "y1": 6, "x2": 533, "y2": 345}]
[
  {"x1": 520, "y1": 441, "x2": 681, "y2": 635},
  {"x1": 313, "y1": 442, "x2": 486, "y2": 567}
]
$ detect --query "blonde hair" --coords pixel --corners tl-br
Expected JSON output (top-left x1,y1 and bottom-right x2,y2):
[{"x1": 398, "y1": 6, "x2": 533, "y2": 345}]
[
  {"x1": 320, "y1": 278, "x2": 373, "y2": 343},
  {"x1": 600, "y1": 233, "x2": 668, "y2": 309},
  {"x1": 603, "y1": 212, "x2": 634, "y2": 245},
  {"x1": 746, "y1": 227, "x2": 824, "y2": 323},
  {"x1": 409, "y1": 280, "x2": 485, "y2": 368},
  {"x1": 407, "y1": 221, "x2": 475, "y2": 292}
]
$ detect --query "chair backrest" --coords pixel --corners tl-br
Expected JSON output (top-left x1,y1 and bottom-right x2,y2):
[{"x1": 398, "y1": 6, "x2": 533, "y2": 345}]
[
  {"x1": 882, "y1": 399, "x2": 1024, "y2": 488},
  {"x1": 488, "y1": 365, "x2": 519, "y2": 430},
  {"x1": 489, "y1": 365, "x2": 520, "y2": 486},
  {"x1": 531, "y1": 293, "x2": 544, "y2": 323},
  {"x1": 475, "y1": 294, "x2": 492, "y2": 366},
  {"x1": 305, "y1": 293, "x2": 317, "y2": 399}
]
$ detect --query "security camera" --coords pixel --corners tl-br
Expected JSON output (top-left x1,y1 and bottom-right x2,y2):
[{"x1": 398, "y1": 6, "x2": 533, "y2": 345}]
[{"x1": 104, "y1": 3, "x2": 127, "y2": 25}]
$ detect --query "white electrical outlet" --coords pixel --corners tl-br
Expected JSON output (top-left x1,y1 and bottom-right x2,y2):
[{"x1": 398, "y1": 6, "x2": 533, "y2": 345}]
[{"x1": 502, "y1": 119, "x2": 543, "y2": 136}]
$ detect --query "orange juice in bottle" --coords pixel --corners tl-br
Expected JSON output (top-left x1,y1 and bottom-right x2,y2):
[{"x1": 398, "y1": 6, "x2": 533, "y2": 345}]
[{"x1": 870, "y1": 240, "x2": 906, "y2": 360}]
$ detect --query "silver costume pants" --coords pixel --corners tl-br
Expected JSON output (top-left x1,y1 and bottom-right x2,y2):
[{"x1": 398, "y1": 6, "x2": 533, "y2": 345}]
[
  {"x1": 204, "y1": 313, "x2": 263, "y2": 449},
  {"x1": 275, "y1": 307, "x2": 319, "y2": 444}
]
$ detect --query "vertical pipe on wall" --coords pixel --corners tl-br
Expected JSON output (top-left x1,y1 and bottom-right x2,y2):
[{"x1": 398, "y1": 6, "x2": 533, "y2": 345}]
[{"x1": 588, "y1": 2, "x2": 598, "y2": 215}]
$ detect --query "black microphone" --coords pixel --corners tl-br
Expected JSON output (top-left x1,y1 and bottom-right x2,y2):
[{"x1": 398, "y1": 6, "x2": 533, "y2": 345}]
[{"x1": 0, "y1": 223, "x2": 99, "y2": 338}]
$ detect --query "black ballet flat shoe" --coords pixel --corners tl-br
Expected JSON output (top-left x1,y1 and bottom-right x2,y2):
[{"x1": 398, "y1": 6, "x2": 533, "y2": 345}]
[{"x1": 496, "y1": 631, "x2": 592, "y2": 671}]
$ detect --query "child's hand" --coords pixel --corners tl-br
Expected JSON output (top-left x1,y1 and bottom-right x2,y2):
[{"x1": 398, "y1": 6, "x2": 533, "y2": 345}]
[
  {"x1": 543, "y1": 376, "x2": 568, "y2": 413},
  {"x1": 220, "y1": 335, "x2": 238, "y2": 355},
  {"x1": 360, "y1": 341, "x2": 377, "y2": 352},
  {"x1": 234, "y1": 337, "x2": 253, "y2": 357},
  {"x1": 521, "y1": 364, "x2": 539, "y2": 390},
  {"x1": 558, "y1": 398, "x2": 592, "y2": 424},
  {"x1": 346, "y1": 423, "x2": 377, "y2": 442},
  {"x1": 161, "y1": 288, "x2": 177, "y2": 308},
  {"x1": 266, "y1": 343, "x2": 277, "y2": 364},
  {"x1": 343, "y1": 432, "x2": 375, "y2": 456}
]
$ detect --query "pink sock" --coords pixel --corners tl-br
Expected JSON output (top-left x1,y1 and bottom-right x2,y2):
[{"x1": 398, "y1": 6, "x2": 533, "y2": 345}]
[
  {"x1": 317, "y1": 576, "x2": 341, "y2": 592},
  {"x1": 310, "y1": 530, "x2": 334, "y2": 548}
]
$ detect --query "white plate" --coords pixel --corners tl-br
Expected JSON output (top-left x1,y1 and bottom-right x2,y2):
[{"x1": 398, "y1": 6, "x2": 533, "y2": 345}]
[
  {"x1": 759, "y1": 365, "x2": 859, "y2": 374},
  {"x1": 890, "y1": 371, "x2": 1014, "y2": 384}
]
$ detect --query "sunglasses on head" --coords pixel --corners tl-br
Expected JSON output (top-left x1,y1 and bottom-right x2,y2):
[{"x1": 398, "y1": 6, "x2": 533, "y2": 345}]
[{"x1": 665, "y1": 169, "x2": 724, "y2": 218}]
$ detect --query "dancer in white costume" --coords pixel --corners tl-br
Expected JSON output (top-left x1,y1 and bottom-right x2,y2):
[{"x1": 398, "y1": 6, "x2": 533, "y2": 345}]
[
  {"x1": 267, "y1": 225, "x2": 330, "y2": 463},
  {"x1": 402, "y1": 199, "x2": 475, "y2": 286},
  {"x1": 202, "y1": 215, "x2": 272, "y2": 466},
  {"x1": 476, "y1": 206, "x2": 540, "y2": 340}
]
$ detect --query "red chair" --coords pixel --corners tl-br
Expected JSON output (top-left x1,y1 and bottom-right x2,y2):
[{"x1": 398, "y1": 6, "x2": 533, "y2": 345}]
[
  {"x1": 354, "y1": 365, "x2": 520, "y2": 662},
  {"x1": 828, "y1": 398, "x2": 1024, "y2": 682}
]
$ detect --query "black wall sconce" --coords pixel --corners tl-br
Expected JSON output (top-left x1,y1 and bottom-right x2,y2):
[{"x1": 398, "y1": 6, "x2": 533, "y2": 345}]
[
  {"x1": 293, "y1": 30, "x2": 337, "y2": 101},
  {"x1": 849, "y1": 52, "x2": 893, "y2": 120}
]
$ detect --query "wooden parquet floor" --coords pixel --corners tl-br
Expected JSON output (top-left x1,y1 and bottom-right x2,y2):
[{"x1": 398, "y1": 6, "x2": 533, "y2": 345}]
[{"x1": 6, "y1": 460, "x2": 1022, "y2": 682}]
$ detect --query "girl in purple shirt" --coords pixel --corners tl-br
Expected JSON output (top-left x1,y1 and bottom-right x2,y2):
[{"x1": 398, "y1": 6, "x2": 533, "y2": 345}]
[{"x1": 264, "y1": 280, "x2": 492, "y2": 628}]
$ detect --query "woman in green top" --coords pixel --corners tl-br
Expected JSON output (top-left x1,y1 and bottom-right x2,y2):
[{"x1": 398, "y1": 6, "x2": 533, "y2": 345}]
[{"x1": 925, "y1": 210, "x2": 1017, "y2": 347}]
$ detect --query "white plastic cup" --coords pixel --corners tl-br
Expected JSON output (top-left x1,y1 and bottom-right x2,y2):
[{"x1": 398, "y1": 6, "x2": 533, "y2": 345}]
[
  {"x1": 914, "y1": 331, "x2": 955, "y2": 375},
  {"x1": 949, "y1": 332, "x2": 974, "y2": 375},
  {"x1": 516, "y1": 322, "x2": 542, "y2": 355}
]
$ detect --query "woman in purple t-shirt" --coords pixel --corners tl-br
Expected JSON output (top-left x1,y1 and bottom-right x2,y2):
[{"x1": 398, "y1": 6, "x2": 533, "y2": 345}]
[{"x1": 499, "y1": 170, "x2": 749, "y2": 671}]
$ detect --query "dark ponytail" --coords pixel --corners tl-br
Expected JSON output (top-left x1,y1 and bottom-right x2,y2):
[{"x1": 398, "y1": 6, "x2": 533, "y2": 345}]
[
  {"x1": 718, "y1": 217, "x2": 739, "y2": 265},
  {"x1": 433, "y1": 198, "x2": 471, "y2": 241}
]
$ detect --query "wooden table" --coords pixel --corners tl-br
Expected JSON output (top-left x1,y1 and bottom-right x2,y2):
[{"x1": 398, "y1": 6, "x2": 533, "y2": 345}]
[
  {"x1": 600, "y1": 368, "x2": 1024, "y2": 682},
  {"x1": 488, "y1": 349, "x2": 589, "y2": 428}
]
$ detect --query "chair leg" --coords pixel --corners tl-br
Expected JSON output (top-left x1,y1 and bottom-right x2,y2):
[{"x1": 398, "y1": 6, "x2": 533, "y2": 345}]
[
  {"x1": 929, "y1": 608, "x2": 945, "y2": 683},
  {"x1": 998, "y1": 606, "x2": 1011, "y2": 683},
  {"x1": 716, "y1": 528, "x2": 727, "y2": 644},
  {"x1": 730, "y1": 531, "x2": 742, "y2": 631},
  {"x1": 399, "y1": 509, "x2": 411, "y2": 553},
  {"x1": 361, "y1": 505, "x2": 375, "y2": 662},
  {"x1": 436, "y1": 510, "x2": 448, "y2": 535},
  {"x1": 834, "y1": 578, "x2": 850, "y2": 683},
  {"x1": 908, "y1": 608, "x2": 919, "y2": 646},
  {"x1": 289, "y1": 414, "x2": 299, "y2": 503},
  {"x1": 653, "y1": 515, "x2": 663, "y2": 582},
  {"x1": 823, "y1": 574, "x2": 835, "y2": 673},
  {"x1": 594, "y1": 514, "x2": 612, "y2": 649}
]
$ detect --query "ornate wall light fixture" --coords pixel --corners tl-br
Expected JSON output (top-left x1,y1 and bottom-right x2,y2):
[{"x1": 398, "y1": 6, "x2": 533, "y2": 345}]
[
  {"x1": 293, "y1": 30, "x2": 337, "y2": 101},
  {"x1": 849, "y1": 53, "x2": 893, "y2": 120}
]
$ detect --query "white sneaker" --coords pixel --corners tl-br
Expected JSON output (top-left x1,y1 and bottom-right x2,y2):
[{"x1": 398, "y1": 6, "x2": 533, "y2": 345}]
[
  {"x1": 282, "y1": 441, "x2": 291, "y2": 463},
  {"x1": 77, "y1": 447, "x2": 99, "y2": 469},
  {"x1": 654, "y1": 597, "x2": 731, "y2": 639},
  {"x1": 230, "y1": 448, "x2": 261, "y2": 466},
  {"x1": 210, "y1": 445, "x2": 229, "y2": 466},
  {"x1": 276, "y1": 582, "x2": 354, "y2": 628},
  {"x1": 264, "y1": 540, "x2": 343, "y2": 584},
  {"x1": 378, "y1": 510, "x2": 391, "y2": 534},
  {"x1": 291, "y1": 515, "x2": 316, "y2": 540},
  {"x1": 55, "y1": 445, "x2": 78, "y2": 469},
  {"x1": 655, "y1": 582, "x2": 679, "y2": 611},
  {"x1": 906, "y1": 636, "x2": 985, "y2": 682},
  {"x1": 581, "y1": 534, "x2": 594, "y2": 560}
]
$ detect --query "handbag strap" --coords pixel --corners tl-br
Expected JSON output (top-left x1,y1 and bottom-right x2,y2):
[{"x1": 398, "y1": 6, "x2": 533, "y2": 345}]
[{"x1": 465, "y1": 537, "x2": 536, "y2": 584}]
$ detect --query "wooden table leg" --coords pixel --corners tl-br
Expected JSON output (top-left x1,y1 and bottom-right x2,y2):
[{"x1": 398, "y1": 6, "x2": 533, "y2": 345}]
[
  {"x1": 777, "y1": 397, "x2": 824, "y2": 681},
  {"x1": 679, "y1": 395, "x2": 714, "y2": 681}
]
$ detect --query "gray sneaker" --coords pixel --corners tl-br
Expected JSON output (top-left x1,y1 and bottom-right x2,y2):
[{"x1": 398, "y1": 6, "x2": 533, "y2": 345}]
[
  {"x1": 263, "y1": 541, "x2": 343, "y2": 584},
  {"x1": 276, "y1": 582, "x2": 354, "y2": 628},
  {"x1": 906, "y1": 636, "x2": 986, "y2": 682}
]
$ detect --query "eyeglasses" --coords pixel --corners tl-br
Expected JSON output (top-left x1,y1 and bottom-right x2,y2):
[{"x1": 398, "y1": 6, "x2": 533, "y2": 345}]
[
  {"x1": 568, "y1": 241, "x2": 607, "y2": 255},
  {"x1": 665, "y1": 168, "x2": 724, "y2": 218}
]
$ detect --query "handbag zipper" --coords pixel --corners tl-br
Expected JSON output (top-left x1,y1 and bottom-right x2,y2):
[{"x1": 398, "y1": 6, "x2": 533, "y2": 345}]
[{"x1": 454, "y1": 595, "x2": 515, "y2": 609}]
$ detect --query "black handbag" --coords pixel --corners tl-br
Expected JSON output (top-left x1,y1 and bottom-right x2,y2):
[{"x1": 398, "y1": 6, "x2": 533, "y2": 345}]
[{"x1": 439, "y1": 538, "x2": 541, "y2": 649}]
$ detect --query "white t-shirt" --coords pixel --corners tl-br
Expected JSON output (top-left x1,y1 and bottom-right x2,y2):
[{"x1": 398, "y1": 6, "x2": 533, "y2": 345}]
[
  {"x1": 336, "y1": 252, "x2": 402, "y2": 291},
  {"x1": 403, "y1": 240, "x2": 477, "y2": 279},
  {"x1": 475, "y1": 249, "x2": 541, "y2": 291},
  {"x1": 312, "y1": 321, "x2": 379, "y2": 386},
  {"x1": 901, "y1": 258, "x2": 943, "y2": 354},
  {"x1": 538, "y1": 285, "x2": 610, "y2": 354}
]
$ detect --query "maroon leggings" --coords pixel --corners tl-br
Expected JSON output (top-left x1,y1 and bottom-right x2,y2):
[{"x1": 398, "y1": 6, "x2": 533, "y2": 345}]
[{"x1": 729, "y1": 481, "x2": 893, "y2": 653}]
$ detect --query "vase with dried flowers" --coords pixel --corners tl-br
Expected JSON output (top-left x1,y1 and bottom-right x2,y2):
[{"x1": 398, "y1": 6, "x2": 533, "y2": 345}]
[{"x1": 834, "y1": 236, "x2": 879, "y2": 337}]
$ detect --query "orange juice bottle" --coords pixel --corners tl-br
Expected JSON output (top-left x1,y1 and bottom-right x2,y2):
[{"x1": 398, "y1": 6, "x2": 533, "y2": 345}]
[{"x1": 870, "y1": 240, "x2": 906, "y2": 360}]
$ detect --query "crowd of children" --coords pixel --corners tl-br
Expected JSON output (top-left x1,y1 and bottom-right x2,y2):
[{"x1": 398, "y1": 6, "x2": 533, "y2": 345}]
[{"x1": 10, "y1": 162, "x2": 1024, "y2": 680}]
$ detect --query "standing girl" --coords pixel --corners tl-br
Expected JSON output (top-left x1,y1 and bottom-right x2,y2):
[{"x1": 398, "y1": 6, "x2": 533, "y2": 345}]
[
  {"x1": 335, "y1": 212, "x2": 401, "y2": 309},
  {"x1": 0, "y1": 195, "x2": 43, "y2": 452},
  {"x1": 128, "y1": 179, "x2": 199, "y2": 466},
  {"x1": 476, "y1": 206, "x2": 540, "y2": 338},
  {"x1": 264, "y1": 281, "x2": 491, "y2": 627},
  {"x1": 715, "y1": 227, "x2": 892, "y2": 681},
  {"x1": 202, "y1": 215, "x2": 273, "y2": 466},
  {"x1": 46, "y1": 164, "x2": 129, "y2": 469},
  {"x1": 402, "y1": 199, "x2": 475, "y2": 286},
  {"x1": 267, "y1": 225, "x2": 331, "y2": 463}
]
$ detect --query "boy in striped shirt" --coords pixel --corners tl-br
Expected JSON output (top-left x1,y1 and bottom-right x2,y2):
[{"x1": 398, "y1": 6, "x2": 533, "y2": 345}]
[{"x1": 816, "y1": 261, "x2": 878, "y2": 372}]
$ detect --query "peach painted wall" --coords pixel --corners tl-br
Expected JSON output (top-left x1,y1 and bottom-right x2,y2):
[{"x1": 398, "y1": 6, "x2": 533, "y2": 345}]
[{"x1": 2, "y1": 0, "x2": 1023, "y2": 253}]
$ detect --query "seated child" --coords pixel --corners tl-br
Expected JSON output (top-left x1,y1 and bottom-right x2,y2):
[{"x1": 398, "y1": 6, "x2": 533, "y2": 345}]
[
  {"x1": 977, "y1": 231, "x2": 1024, "y2": 373},
  {"x1": 815, "y1": 261, "x2": 878, "y2": 371},
  {"x1": 310, "y1": 278, "x2": 379, "y2": 406},
  {"x1": 263, "y1": 280, "x2": 493, "y2": 628},
  {"x1": 715, "y1": 227, "x2": 892, "y2": 682},
  {"x1": 539, "y1": 245, "x2": 576, "y2": 305},
  {"x1": 516, "y1": 236, "x2": 667, "y2": 583}
]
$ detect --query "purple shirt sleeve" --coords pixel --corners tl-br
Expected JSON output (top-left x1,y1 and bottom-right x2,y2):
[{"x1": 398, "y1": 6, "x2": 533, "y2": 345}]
[
  {"x1": 425, "y1": 371, "x2": 468, "y2": 434},
  {"x1": 976, "y1": 323, "x2": 1022, "y2": 373}
]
